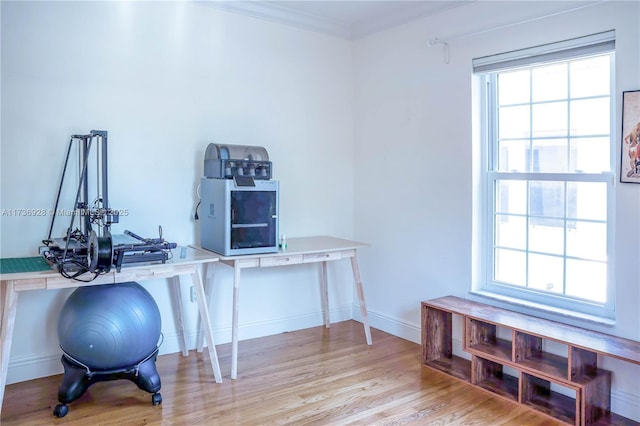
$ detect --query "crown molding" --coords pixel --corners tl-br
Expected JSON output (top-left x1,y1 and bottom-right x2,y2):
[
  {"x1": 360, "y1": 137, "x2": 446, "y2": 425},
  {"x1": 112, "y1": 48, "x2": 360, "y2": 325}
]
[
  {"x1": 197, "y1": 1, "x2": 352, "y2": 39},
  {"x1": 351, "y1": 1, "x2": 472, "y2": 39},
  {"x1": 196, "y1": 1, "x2": 473, "y2": 40}
]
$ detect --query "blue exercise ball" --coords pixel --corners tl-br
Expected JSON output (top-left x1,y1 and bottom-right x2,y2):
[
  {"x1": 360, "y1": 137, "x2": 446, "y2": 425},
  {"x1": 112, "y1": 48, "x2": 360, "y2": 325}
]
[{"x1": 57, "y1": 282, "x2": 161, "y2": 371}]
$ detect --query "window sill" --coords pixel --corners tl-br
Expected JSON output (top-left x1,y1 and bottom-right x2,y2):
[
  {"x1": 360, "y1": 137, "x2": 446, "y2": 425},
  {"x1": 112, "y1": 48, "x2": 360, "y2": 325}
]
[{"x1": 468, "y1": 290, "x2": 616, "y2": 327}]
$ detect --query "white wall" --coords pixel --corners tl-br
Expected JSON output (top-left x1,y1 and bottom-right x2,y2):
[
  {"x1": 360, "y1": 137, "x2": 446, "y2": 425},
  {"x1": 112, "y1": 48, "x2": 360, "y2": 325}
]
[
  {"x1": 0, "y1": 1, "x2": 356, "y2": 383},
  {"x1": 353, "y1": 0, "x2": 640, "y2": 420}
]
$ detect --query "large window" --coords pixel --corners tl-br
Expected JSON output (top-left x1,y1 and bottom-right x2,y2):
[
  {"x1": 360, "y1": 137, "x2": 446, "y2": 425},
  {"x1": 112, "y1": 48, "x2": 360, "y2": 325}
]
[{"x1": 474, "y1": 31, "x2": 616, "y2": 319}]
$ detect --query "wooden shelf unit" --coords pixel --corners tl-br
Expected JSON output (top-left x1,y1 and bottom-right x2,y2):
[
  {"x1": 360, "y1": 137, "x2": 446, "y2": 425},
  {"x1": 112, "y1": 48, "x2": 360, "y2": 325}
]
[{"x1": 421, "y1": 296, "x2": 640, "y2": 426}]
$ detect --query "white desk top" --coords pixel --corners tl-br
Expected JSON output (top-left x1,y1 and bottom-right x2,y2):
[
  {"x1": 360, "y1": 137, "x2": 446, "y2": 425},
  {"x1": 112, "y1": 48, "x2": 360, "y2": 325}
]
[
  {"x1": 195, "y1": 236, "x2": 369, "y2": 260},
  {"x1": 0, "y1": 246, "x2": 218, "y2": 283}
]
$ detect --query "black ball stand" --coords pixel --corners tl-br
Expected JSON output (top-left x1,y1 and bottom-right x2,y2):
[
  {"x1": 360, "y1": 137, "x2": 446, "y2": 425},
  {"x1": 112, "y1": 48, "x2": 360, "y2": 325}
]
[{"x1": 53, "y1": 348, "x2": 162, "y2": 418}]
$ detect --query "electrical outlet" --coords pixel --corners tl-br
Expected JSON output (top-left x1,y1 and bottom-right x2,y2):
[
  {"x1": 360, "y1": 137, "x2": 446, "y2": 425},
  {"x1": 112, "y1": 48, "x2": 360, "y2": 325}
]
[{"x1": 190, "y1": 286, "x2": 197, "y2": 303}]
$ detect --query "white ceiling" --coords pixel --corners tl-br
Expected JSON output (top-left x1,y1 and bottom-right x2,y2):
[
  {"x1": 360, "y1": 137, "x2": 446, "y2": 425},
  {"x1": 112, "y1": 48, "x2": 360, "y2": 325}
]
[{"x1": 206, "y1": 1, "x2": 473, "y2": 39}]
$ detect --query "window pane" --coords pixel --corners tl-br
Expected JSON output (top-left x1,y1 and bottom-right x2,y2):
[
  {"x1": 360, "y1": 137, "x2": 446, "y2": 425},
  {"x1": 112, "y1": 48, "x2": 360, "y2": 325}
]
[
  {"x1": 499, "y1": 69, "x2": 530, "y2": 105},
  {"x1": 532, "y1": 101, "x2": 567, "y2": 137},
  {"x1": 570, "y1": 137, "x2": 610, "y2": 172},
  {"x1": 496, "y1": 180, "x2": 527, "y2": 214},
  {"x1": 528, "y1": 253, "x2": 564, "y2": 294},
  {"x1": 529, "y1": 180, "x2": 564, "y2": 219},
  {"x1": 498, "y1": 140, "x2": 529, "y2": 171},
  {"x1": 566, "y1": 258, "x2": 606, "y2": 303},
  {"x1": 531, "y1": 139, "x2": 568, "y2": 172},
  {"x1": 570, "y1": 56, "x2": 610, "y2": 98},
  {"x1": 495, "y1": 248, "x2": 526, "y2": 286},
  {"x1": 566, "y1": 220, "x2": 606, "y2": 260},
  {"x1": 568, "y1": 182, "x2": 606, "y2": 221},
  {"x1": 529, "y1": 218, "x2": 564, "y2": 255},
  {"x1": 499, "y1": 105, "x2": 530, "y2": 139},
  {"x1": 496, "y1": 214, "x2": 526, "y2": 250},
  {"x1": 532, "y1": 63, "x2": 567, "y2": 102},
  {"x1": 570, "y1": 98, "x2": 609, "y2": 136}
]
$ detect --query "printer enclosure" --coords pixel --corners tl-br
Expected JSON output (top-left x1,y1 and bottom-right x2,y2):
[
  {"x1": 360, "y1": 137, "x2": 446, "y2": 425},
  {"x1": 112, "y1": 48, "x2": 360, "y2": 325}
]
[{"x1": 200, "y1": 178, "x2": 279, "y2": 256}]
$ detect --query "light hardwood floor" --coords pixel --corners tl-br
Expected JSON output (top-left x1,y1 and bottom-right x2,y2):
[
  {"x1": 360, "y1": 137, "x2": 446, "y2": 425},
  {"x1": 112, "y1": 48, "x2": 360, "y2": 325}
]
[{"x1": 1, "y1": 320, "x2": 559, "y2": 425}]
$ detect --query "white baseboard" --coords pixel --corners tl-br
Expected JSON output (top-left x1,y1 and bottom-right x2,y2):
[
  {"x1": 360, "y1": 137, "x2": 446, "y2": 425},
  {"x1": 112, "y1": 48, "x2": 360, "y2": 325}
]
[
  {"x1": 611, "y1": 388, "x2": 640, "y2": 423},
  {"x1": 352, "y1": 303, "x2": 421, "y2": 344},
  {"x1": 5, "y1": 352, "x2": 63, "y2": 385}
]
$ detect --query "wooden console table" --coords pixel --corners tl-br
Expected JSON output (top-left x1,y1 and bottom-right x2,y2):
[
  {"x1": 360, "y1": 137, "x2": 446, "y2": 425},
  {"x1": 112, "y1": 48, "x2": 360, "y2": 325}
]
[
  {"x1": 195, "y1": 236, "x2": 373, "y2": 380},
  {"x1": 0, "y1": 246, "x2": 222, "y2": 416},
  {"x1": 421, "y1": 296, "x2": 640, "y2": 425}
]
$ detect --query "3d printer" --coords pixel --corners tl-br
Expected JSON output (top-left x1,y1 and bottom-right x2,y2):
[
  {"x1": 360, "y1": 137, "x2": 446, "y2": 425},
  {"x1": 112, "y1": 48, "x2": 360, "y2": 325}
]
[
  {"x1": 199, "y1": 143, "x2": 279, "y2": 256},
  {"x1": 41, "y1": 130, "x2": 176, "y2": 279}
]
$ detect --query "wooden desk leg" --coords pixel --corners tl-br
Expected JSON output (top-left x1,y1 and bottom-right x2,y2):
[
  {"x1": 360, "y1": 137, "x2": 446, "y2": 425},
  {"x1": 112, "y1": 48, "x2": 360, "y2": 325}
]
[
  {"x1": 191, "y1": 271, "x2": 223, "y2": 383},
  {"x1": 196, "y1": 263, "x2": 215, "y2": 353},
  {"x1": 231, "y1": 263, "x2": 241, "y2": 380},
  {"x1": 350, "y1": 254, "x2": 372, "y2": 345},
  {"x1": 170, "y1": 276, "x2": 189, "y2": 357},
  {"x1": 1, "y1": 281, "x2": 19, "y2": 414},
  {"x1": 320, "y1": 261, "x2": 330, "y2": 328}
]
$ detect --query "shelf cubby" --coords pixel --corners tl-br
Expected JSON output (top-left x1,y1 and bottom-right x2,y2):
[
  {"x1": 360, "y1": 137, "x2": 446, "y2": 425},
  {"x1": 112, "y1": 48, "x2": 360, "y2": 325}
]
[
  {"x1": 472, "y1": 355, "x2": 519, "y2": 402},
  {"x1": 466, "y1": 318, "x2": 512, "y2": 363},
  {"x1": 421, "y1": 305, "x2": 471, "y2": 381},
  {"x1": 515, "y1": 331, "x2": 569, "y2": 380},
  {"x1": 571, "y1": 346, "x2": 599, "y2": 381},
  {"x1": 521, "y1": 372, "x2": 579, "y2": 425}
]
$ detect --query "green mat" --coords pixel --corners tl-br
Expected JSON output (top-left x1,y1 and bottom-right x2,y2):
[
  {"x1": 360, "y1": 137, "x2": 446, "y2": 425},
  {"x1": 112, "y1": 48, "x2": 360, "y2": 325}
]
[{"x1": 0, "y1": 256, "x2": 53, "y2": 274}]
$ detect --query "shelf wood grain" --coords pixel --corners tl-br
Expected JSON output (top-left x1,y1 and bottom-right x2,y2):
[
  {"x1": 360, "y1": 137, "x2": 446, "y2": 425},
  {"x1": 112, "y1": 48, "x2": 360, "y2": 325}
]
[
  {"x1": 424, "y1": 296, "x2": 640, "y2": 365},
  {"x1": 421, "y1": 296, "x2": 640, "y2": 426}
]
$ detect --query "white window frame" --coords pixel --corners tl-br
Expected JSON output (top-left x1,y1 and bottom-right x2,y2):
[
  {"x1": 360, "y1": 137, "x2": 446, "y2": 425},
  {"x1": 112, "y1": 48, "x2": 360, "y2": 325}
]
[{"x1": 473, "y1": 31, "x2": 616, "y2": 321}]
